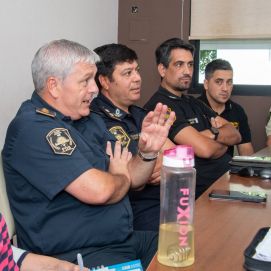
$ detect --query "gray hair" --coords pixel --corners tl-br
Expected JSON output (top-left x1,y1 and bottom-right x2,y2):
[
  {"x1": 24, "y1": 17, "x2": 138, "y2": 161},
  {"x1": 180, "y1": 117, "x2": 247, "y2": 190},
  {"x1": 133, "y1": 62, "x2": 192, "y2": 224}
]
[{"x1": 31, "y1": 39, "x2": 100, "y2": 93}]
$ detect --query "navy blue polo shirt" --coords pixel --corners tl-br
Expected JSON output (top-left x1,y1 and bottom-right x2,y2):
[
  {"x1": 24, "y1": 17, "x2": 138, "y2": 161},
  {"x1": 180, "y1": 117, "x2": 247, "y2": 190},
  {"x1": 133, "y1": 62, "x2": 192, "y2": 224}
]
[
  {"x1": 2, "y1": 91, "x2": 133, "y2": 255},
  {"x1": 198, "y1": 92, "x2": 252, "y2": 157},
  {"x1": 91, "y1": 93, "x2": 160, "y2": 231},
  {"x1": 144, "y1": 86, "x2": 231, "y2": 198}
]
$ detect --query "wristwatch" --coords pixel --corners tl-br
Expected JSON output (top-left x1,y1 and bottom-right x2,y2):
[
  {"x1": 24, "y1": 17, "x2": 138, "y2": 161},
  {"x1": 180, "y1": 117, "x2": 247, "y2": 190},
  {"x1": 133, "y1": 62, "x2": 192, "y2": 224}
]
[{"x1": 210, "y1": 127, "x2": 219, "y2": 140}]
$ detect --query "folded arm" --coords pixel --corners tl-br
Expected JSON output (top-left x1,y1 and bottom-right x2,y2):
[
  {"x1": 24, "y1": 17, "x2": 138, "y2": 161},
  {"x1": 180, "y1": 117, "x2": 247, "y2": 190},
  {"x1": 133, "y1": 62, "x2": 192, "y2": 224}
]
[{"x1": 65, "y1": 141, "x2": 131, "y2": 205}]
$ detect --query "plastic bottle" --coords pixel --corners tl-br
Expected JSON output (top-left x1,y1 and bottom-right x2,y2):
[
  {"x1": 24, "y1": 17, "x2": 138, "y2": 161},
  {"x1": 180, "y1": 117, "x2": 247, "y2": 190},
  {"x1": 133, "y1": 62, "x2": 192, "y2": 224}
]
[{"x1": 157, "y1": 145, "x2": 196, "y2": 267}]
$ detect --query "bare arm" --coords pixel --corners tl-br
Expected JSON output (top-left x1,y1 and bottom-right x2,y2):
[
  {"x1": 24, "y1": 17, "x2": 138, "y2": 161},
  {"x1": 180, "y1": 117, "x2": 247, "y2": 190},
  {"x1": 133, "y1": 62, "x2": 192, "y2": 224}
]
[
  {"x1": 211, "y1": 116, "x2": 242, "y2": 146},
  {"x1": 148, "y1": 138, "x2": 175, "y2": 185},
  {"x1": 267, "y1": 135, "x2": 271, "y2": 146},
  {"x1": 237, "y1": 142, "x2": 254, "y2": 156},
  {"x1": 65, "y1": 141, "x2": 131, "y2": 205},
  {"x1": 174, "y1": 126, "x2": 228, "y2": 159},
  {"x1": 128, "y1": 103, "x2": 175, "y2": 189},
  {"x1": 20, "y1": 253, "x2": 88, "y2": 271}
]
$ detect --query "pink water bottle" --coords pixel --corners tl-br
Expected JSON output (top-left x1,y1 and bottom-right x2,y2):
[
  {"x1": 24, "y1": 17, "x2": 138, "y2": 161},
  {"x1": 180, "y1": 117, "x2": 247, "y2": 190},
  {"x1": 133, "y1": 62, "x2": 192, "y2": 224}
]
[{"x1": 157, "y1": 145, "x2": 196, "y2": 267}]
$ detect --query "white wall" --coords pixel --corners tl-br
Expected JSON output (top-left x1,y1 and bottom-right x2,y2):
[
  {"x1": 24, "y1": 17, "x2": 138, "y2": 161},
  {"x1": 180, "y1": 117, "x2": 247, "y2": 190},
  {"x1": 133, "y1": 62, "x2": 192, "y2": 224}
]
[{"x1": 0, "y1": 0, "x2": 118, "y2": 149}]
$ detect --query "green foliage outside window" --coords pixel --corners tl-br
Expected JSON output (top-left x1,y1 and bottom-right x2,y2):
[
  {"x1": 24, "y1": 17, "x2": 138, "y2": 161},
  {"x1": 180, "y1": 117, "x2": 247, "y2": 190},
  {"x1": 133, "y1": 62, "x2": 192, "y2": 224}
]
[{"x1": 199, "y1": 50, "x2": 217, "y2": 74}]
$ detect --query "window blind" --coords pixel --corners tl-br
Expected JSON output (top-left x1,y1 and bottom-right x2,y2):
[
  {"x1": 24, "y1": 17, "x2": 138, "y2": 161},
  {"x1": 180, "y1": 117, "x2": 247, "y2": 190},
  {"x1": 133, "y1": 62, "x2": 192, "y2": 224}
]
[{"x1": 190, "y1": 0, "x2": 271, "y2": 40}]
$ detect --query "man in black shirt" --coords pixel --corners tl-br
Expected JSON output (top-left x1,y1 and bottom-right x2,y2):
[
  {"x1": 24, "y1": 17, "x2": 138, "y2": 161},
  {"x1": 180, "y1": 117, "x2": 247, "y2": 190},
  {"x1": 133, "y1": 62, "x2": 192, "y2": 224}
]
[
  {"x1": 144, "y1": 38, "x2": 241, "y2": 198},
  {"x1": 198, "y1": 59, "x2": 254, "y2": 156}
]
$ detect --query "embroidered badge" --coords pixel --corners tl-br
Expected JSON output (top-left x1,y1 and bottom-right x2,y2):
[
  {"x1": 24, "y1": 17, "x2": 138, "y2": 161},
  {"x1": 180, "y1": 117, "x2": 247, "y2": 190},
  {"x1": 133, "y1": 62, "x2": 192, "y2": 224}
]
[
  {"x1": 231, "y1": 121, "x2": 239, "y2": 129},
  {"x1": 46, "y1": 128, "x2": 76, "y2": 155},
  {"x1": 109, "y1": 126, "x2": 130, "y2": 148},
  {"x1": 36, "y1": 107, "x2": 56, "y2": 118}
]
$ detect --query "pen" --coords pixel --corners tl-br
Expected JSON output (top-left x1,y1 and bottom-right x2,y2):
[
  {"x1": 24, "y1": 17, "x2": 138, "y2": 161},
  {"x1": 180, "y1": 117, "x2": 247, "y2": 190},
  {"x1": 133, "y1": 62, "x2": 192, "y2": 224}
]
[{"x1": 77, "y1": 253, "x2": 84, "y2": 271}]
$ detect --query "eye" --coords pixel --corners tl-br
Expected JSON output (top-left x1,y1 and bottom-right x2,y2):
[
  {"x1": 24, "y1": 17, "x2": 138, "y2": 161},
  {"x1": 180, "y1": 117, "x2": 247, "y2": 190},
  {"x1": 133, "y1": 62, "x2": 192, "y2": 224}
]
[
  {"x1": 215, "y1": 79, "x2": 223, "y2": 86},
  {"x1": 123, "y1": 70, "x2": 132, "y2": 77}
]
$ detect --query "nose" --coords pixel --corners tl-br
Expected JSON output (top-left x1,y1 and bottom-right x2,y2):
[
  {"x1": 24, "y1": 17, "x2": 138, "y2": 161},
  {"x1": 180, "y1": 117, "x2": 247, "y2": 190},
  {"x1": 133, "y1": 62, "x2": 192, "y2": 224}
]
[
  {"x1": 183, "y1": 64, "x2": 191, "y2": 75},
  {"x1": 133, "y1": 71, "x2": 141, "y2": 82},
  {"x1": 88, "y1": 79, "x2": 99, "y2": 96},
  {"x1": 221, "y1": 81, "x2": 230, "y2": 92}
]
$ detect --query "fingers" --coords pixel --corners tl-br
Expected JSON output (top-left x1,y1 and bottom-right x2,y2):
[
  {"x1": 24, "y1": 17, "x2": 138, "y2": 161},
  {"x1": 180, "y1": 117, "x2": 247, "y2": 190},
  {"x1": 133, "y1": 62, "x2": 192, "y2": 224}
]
[
  {"x1": 107, "y1": 141, "x2": 131, "y2": 161},
  {"x1": 165, "y1": 110, "x2": 175, "y2": 128},
  {"x1": 106, "y1": 141, "x2": 113, "y2": 157}
]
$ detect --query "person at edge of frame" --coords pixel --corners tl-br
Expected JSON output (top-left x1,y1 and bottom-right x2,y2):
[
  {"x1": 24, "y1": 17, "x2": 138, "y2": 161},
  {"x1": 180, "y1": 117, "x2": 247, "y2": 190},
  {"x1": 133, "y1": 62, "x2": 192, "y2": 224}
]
[{"x1": 2, "y1": 39, "x2": 175, "y2": 270}]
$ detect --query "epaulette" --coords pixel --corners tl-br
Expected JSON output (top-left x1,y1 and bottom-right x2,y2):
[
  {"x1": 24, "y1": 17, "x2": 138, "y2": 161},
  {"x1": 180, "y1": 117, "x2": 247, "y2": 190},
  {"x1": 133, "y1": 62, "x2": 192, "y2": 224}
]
[
  {"x1": 98, "y1": 106, "x2": 122, "y2": 120},
  {"x1": 36, "y1": 107, "x2": 56, "y2": 118}
]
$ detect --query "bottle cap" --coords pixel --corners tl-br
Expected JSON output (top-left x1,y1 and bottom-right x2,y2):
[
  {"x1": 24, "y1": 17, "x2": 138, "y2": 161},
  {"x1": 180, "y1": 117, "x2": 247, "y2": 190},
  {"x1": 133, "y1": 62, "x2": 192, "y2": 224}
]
[{"x1": 163, "y1": 145, "x2": 194, "y2": 168}]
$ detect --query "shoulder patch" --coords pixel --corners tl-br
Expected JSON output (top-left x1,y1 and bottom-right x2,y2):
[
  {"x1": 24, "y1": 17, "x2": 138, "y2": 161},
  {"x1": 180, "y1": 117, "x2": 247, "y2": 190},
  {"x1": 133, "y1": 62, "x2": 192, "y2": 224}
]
[
  {"x1": 36, "y1": 107, "x2": 56, "y2": 118},
  {"x1": 46, "y1": 128, "x2": 76, "y2": 155},
  {"x1": 109, "y1": 126, "x2": 130, "y2": 148}
]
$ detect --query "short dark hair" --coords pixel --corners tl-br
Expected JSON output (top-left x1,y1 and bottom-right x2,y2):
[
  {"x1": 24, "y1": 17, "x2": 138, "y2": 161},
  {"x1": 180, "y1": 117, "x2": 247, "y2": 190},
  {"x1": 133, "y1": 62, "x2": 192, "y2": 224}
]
[
  {"x1": 94, "y1": 43, "x2": 138, "y2": 89},
  {"x1": 205, "y1": 59, "x2": 233, "y2": 80},
  {"x1": 155, "y1": 38, "x2": 195, "y2": 67}
]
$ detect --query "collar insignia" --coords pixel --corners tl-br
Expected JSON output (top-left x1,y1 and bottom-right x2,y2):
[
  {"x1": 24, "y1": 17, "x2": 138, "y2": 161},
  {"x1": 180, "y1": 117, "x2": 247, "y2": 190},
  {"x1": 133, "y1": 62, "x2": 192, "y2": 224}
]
[
  {"x1": 114, "y1": 108, "x2": 122, "y2": 118},
  {"x1": 109, "y1": 126, "x2": 130, "y2": 148},
  {"x1": 101, "y1": 107, "x2": 121, "y2": 120},
  {"x1": 46, "y1": 128, "x2": 76, "y2": 155},
  {"x1": 36, "y1": 107, "x2": 56, "y2": 118}
]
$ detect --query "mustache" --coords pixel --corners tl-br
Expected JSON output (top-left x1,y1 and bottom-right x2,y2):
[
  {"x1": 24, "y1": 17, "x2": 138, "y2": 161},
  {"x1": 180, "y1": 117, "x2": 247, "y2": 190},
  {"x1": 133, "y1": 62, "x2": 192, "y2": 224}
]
[{"x1": 179, "y1": 75, "x2": 192, "y2": 80}]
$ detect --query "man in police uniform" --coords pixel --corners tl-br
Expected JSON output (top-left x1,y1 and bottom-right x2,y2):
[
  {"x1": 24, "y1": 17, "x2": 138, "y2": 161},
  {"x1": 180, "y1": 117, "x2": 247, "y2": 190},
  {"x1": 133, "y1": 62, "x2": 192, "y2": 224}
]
[
  {"x1": 2, "y1": 40, "x2": 175, "y2": 269},
  {"x1": 144, "y1": 38, "x2": 241, "y2": 198},
  {"x1": 198, "y1": 59, "x2": 254, "y2": 156},
  {"x1": 90, "y1": 43, "x2": 174, "y2": 231}
]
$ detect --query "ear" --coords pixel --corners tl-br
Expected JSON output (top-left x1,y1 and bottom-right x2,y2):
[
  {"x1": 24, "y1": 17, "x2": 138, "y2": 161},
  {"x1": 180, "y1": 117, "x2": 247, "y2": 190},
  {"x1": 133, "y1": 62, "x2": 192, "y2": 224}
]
[
  {"x1": 158, "y1": 63, "x2": 166, "y2": 78},
  {"x1": 46, "y1": 77, "x2": 60, "y2": 98},
  {"x1": 203, "y1": 79, "x2": 209, "y2": 91},
  {"x1": 99, "y1": 75, "x2": 110, "y2": 91}
]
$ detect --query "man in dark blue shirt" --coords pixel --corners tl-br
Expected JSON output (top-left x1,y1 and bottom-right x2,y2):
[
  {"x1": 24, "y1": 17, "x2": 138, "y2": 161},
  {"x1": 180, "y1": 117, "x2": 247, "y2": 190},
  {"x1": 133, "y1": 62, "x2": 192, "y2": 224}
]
[
  {"x1": 2, "y1": 39, "x2": 175, "y2": 269},
  {"x1": 144, "y1": 38, "x2": 241, "y2": 198},
  {"x1": 91, "y1": 43, "x2": 174, "y2": 231}
]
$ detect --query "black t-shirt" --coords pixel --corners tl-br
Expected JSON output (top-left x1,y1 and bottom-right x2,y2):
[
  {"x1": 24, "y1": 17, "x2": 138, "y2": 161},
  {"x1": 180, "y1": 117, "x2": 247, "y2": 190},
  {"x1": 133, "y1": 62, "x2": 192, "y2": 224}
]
[
  {"x1": 144, "y1": 86, "x2": 231, "y2": 198},
  {"x1": 198, "y1": 92, "x2": 252, "y2": 157}
]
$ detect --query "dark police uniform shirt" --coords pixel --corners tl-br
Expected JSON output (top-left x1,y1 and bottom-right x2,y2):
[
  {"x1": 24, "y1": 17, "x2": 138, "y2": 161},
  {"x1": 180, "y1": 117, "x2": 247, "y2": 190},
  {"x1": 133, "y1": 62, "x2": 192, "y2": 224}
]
[
  {"x1": 91, "y1": 93, "x2": 160, "y2": 231},
  {"x1": 198, "y1": 92, "x2": 252, "y2": 157},
  {"x1": 2, "y1": 91, "x2": 133, "y2": 255},
  {"x1": 144, "y1": 86, "x2": 231, "y2": 198}
]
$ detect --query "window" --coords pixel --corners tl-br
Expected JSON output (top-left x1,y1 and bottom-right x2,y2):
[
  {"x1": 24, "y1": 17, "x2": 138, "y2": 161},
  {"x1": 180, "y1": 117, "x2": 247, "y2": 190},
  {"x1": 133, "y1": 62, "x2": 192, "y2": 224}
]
[{"x1": 190, "y1": 40, "x2": 271, "y2": 96}]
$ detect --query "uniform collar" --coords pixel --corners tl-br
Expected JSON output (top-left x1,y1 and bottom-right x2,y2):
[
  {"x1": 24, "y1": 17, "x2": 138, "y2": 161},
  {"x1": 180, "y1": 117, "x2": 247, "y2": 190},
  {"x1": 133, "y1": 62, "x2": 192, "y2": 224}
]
[
  {"x1": 93, "y1": 93, "x2": 140, "y2": 120},
  {"x1": 158, "y1": 85, "x2": 188, "y2": 101},
  {"x1": 31, "y1": 91, "x2": 73, "y2": 123}
]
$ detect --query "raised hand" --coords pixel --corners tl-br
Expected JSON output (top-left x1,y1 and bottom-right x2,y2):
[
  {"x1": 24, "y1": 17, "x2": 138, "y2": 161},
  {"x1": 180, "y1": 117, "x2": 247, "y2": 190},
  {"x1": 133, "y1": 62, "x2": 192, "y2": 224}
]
[{"x1": 139, "y1": 103, "x2": 175, "y2": 154}]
